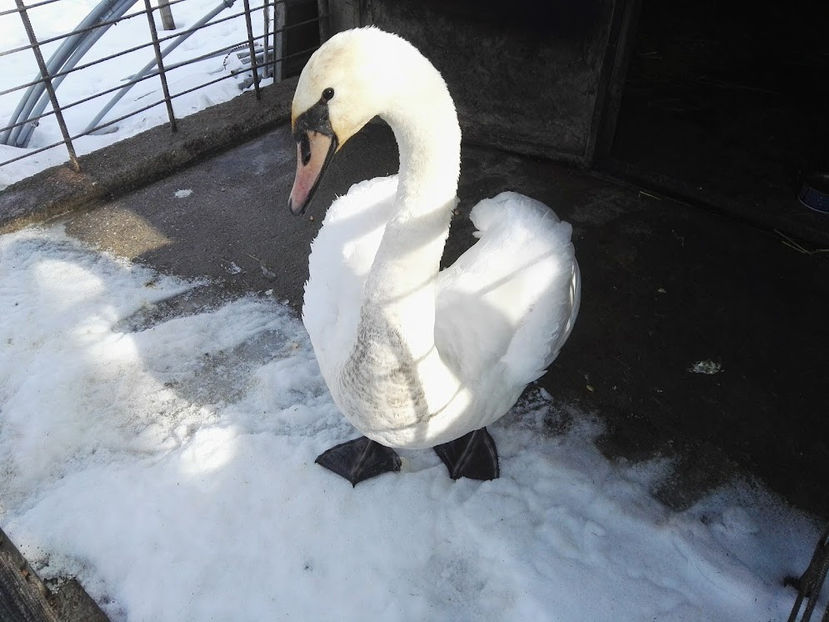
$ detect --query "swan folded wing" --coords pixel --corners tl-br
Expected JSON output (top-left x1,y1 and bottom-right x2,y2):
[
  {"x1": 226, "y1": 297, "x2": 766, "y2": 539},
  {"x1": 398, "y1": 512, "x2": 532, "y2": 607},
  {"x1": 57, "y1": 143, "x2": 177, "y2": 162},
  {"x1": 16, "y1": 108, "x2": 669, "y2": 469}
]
[
  {"x1": 435, "y1": 192, "x2": 579, "y2": 388},
  {"x1": 302, "y1": 175, "x2": 399, "y2": 375}
]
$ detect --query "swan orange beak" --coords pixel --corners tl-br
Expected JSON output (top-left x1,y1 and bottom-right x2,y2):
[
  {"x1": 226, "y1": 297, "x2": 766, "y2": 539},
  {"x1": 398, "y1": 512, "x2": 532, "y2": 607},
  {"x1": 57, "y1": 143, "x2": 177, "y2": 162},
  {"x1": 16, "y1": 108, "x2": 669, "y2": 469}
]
[{"x1": 288, "y1": 130, "x2": 338, "y2": 216}]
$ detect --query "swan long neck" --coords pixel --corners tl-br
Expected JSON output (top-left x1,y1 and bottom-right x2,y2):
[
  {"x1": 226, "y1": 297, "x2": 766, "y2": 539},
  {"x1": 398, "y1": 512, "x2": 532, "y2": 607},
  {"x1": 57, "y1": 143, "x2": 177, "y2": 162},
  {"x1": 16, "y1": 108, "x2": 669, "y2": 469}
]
[
  {"x1": 364, "y1": 63, "x2": 461, "y2": 358},
  {"x1": 340, "y1": 55, "x2": 464, "y2": 430}
]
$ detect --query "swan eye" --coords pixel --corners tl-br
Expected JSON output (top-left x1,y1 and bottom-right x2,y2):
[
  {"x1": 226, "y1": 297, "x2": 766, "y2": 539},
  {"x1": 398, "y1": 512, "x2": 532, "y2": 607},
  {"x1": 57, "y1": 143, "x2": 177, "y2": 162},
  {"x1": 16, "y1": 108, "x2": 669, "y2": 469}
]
[{"x1": 322, "y1": 87, "x2": 335, "y2": 101}]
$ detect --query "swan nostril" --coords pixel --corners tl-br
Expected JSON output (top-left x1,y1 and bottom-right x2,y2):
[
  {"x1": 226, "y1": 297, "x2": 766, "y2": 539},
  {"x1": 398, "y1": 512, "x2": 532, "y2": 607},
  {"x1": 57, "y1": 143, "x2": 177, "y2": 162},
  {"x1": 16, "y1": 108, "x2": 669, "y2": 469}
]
[{"x1": 300, "y1": 133, "x2": 311, "y2": 166}]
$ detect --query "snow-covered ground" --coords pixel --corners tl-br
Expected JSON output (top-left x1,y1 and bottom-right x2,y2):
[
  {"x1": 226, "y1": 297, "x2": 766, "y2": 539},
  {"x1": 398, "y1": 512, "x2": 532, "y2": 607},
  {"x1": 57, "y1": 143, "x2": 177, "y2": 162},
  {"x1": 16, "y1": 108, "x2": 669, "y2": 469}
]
[
  {"x1": 0, "y1": 224, "x2": 821, "y2": 621},
  {"x1": 0, "y1": 3, "x2": 824, "y2": 619},
  {"x1": 0, "y1": 0, "x2": 269, "y2": 188}
]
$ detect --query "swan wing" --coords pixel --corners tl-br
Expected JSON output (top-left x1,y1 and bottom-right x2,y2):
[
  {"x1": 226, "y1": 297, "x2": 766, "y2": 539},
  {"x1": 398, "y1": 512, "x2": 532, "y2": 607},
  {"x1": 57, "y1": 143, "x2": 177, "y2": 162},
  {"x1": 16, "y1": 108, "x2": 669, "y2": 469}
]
[
  {"x1": 436, "y1": 192, "x2": 580, "y2": 387},
  {"x1": 303, "y1": 175, "x2": 398, "y2": 377}
]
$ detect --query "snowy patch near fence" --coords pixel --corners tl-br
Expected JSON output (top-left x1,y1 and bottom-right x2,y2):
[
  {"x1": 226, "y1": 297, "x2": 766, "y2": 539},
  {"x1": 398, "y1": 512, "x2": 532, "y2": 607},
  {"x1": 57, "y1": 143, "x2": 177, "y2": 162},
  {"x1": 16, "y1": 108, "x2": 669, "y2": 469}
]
[
  {"x1": 0, "y1": 0, "x2": 270, "y2": 189},
  {"x1": 0, "y1": 226, "x2": 820, "y2": 621}
]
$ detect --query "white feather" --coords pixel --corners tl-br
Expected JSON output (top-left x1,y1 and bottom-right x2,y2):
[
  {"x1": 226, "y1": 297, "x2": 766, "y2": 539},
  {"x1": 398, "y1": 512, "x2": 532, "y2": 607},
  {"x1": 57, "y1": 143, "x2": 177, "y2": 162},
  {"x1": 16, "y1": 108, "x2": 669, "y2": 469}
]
[
  {"x1": 297, "y1": 29, "x2": 580, "y2": 448},
  {"x1": 303, "y1": 176, "x2": 397, "y2": 389}
]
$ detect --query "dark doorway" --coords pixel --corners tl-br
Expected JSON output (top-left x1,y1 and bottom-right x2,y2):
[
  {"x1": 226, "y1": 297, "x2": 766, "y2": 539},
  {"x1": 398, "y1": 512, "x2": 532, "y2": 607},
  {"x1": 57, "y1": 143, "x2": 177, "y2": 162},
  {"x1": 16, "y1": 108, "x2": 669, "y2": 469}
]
[{"x1": 604, "y1": 0, "x2": 829, "y2": 237}]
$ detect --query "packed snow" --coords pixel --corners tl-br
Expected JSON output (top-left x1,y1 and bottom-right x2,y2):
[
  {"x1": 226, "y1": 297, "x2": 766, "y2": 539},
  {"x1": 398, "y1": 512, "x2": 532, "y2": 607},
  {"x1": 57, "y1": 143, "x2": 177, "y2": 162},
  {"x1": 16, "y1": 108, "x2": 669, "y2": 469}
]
[
  {"x1": 0, "y1": 225, "x2": 821, "y2": 620},
  {"x1": 0, "y1": 0, "x2": 270, "y2": 188}
]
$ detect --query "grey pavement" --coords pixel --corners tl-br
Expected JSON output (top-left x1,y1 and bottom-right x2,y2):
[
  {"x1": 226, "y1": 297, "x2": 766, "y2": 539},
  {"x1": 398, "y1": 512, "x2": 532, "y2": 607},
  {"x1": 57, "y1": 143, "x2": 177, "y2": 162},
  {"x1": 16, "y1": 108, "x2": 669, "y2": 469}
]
[{"x1": 51, "y1": 118, "x2": 829, "y2": 519}]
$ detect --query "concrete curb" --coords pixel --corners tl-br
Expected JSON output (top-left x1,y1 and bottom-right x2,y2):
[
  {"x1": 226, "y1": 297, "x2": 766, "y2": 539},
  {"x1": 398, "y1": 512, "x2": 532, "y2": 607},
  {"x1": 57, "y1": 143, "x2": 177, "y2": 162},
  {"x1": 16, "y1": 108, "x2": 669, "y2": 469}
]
[
  {"x1": 0, "y1": 77, "x2": 297, "y2": 234},
  {"x1": 4, "y1": 73, "x2": 827, "y2": 248}
]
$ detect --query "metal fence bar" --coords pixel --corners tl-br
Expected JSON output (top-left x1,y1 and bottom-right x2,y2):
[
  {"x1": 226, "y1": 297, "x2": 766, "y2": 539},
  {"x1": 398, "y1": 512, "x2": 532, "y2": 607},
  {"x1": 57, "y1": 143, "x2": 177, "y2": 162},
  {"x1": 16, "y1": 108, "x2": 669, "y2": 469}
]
[
  {"x1": 0, "y1": 41, "x2": 158, "y2": 97},
  {"x1": 0, "y1": 92, "x2": 186, "y2": 169},
  {"x1": 31, "y1": 5, "x2": 151, "y2": 50},
  {"x1": 0, "y1": 43, "x2": 39, "y2": 59},
  {"x1": 262, "y1": 0, "x2": 271, "y2": 78},
  {"x1": 29, "y1": 0, "x2": 207, "y2": 51},
  {"x1": 2, "y1": 0, "x2": 283, "y2": 54},
  {"x1": 0, "y1": 36, "x2": 246, "y2": 137},
  {"x1": 5, "y1": 0, "x2": 141, "y2": 148},
  {"x1": 0, "y1": 136, "x2": 85, "y2": 168},
  {"x1": 7, "y1": 3, "x2": 286, "y2": 99},
  {"x1": 0, "y1": 0, "x2": 60, "y2": 18},
  {"x1": 0, "y1": 38, "x2": 319, "y2": 170},
  {"x1": 83, "y1": 2, "x2": 271, "y2": 133},
  {"x1": 241, "y1": 0, "x2": 262, "y2": 99},
  {"x1": 32, "y1": 31, "x2": 285, "y2": 125},
  {"x1": 1, "y1": 2, "x2": 300, "y2": 103},
  {"x1": 13, "y1": 0, "x2": 80, "y2": 172},
  {"x1": 143, "y1": 0, "x2": 178, "y2": 132},
  {"x1": 787, "y1": 525, "x2": 829, "y2": 622},
  {"x1": 2, "y1": 22, "x2": 313, "y2": 135},
  {"x1": 1, "y1": 0, "x2": 319, "y2": 180},
  {"x1": 47, "y1": 3, "x2": 265, "y2": 66},
  {"x1": 3, "y1": 0, "x2": 198, "y2": 61},
  {"x1": 169, "y1": 44, "x2": 317, "y2": 100},
  {"x1": 158, "y1": 0, "x2": 176, "y2": 30},
  {"x1": 273, "y1": 0, "x2": 285, "y2": 81},
  {"x1": 32, "y1": 1, "x2": 204, "y2": 50},
  {"x1": 153, "y1": 17, "x2": 319, "y2": 74}
]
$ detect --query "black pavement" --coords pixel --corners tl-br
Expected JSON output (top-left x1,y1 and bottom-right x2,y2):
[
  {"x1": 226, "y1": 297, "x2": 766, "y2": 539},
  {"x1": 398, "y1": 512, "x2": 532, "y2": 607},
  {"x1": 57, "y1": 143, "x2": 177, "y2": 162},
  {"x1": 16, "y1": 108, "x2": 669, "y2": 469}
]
[{"x1": 56, "y1": 119, "x2": 829, "y2": 519}]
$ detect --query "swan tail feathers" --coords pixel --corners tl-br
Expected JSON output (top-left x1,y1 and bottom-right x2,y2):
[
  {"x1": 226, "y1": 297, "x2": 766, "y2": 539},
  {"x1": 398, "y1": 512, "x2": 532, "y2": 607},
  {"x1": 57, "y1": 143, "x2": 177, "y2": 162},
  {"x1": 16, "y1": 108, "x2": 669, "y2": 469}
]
[
  {"x1": 469, "y1": 191, "x2": 561, "y2": 236},
  {"x1": 468, "y1": 192, "x2": 580, "y2": 386}
]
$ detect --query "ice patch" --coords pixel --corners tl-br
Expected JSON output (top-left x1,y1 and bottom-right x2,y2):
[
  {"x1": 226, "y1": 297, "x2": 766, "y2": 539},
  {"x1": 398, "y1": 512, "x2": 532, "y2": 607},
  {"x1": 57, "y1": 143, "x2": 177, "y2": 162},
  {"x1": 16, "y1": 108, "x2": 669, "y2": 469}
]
[{"x1": 689, "y1": 360, "x2": 723, "y2": 374}]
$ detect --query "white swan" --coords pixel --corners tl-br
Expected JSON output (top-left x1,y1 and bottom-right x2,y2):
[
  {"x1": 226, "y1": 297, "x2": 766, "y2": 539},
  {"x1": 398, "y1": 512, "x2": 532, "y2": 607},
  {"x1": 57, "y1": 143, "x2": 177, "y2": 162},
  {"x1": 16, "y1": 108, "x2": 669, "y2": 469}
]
[{"x1": 288, "y1": 28, "x2": 580, "y2": 485}]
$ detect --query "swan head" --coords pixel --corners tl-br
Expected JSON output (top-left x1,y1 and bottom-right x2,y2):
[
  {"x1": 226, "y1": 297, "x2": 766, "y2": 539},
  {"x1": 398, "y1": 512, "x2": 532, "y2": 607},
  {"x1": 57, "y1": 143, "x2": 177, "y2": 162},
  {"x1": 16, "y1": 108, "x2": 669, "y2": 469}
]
[{"x1": 287, "y1": 28, "x2": 425, "y2": 215}]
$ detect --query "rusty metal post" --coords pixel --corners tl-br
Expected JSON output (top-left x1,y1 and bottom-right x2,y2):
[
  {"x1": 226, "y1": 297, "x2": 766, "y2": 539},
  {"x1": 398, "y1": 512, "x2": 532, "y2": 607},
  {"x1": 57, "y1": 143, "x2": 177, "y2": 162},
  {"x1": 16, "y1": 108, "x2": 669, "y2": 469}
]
[
  {"x1": 143, "y1": 0, "x2": 178, "y2": 132},
  {"x1": 14, "y1": 0, "x2": 81, "y2": 172},
  {"x1": 273, "y1": 0, "x2": 285, "y2": 81},
  {"x1": 241, "y1": 0, "x2": 261, "y2": 99},
  {"x1": 157, "y1": 0, "x2": 176, "y2": 30},
  {"x1": 262, "y1": 0, "x2": 271, "y2": 79}
]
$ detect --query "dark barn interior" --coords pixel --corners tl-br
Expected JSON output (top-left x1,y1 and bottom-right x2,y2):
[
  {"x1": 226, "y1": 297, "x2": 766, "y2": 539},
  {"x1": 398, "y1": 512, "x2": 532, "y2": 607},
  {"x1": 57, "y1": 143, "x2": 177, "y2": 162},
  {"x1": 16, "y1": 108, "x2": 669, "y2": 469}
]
[
  {"x1": 608, "y1": 0, "x2": 829, "y2": 233},
  {"x1": 330, "y1": 0, "x2": 829, "y2": 519}
]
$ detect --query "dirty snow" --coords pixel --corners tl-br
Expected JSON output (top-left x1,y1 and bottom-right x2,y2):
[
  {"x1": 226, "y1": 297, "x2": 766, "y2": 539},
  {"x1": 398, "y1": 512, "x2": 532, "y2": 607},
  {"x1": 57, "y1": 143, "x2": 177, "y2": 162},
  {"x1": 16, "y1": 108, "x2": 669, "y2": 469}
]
[
  {"x1": 0, "y1": 225, "x2": 821, "y2": 621},
  {"x1": 689, "y1": 360, "x2": 724, "y2": 375}
]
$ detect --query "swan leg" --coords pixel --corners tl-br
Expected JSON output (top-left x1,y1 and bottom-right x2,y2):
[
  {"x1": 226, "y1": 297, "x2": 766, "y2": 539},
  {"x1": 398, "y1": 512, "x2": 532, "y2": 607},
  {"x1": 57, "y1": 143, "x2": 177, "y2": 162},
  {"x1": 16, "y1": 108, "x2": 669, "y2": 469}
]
[
  {"x1": 433, "y1": 427, "x2": 500, "y2": 481},
  {"x1": 315, "y1": 436, "x2": 401, "y2": 486}
]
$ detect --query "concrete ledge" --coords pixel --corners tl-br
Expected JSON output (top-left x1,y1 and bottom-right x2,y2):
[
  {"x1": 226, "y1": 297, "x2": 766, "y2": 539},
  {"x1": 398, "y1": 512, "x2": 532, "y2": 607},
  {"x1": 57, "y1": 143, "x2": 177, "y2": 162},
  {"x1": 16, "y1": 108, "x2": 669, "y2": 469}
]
[{"x1": 0, "y1": 77, "x2": 298, "y2": 235}]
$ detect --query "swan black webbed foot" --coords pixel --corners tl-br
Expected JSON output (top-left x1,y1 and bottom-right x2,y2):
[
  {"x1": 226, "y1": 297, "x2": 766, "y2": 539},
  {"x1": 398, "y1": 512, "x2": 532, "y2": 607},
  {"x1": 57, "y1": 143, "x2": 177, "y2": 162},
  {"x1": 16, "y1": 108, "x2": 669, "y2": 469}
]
[
  {"x1": 433, "y1": 427, "x2": 500, "y2": 481},
  {"x1": 315, "y1": 436, "x2": 401, "y2": 486}
]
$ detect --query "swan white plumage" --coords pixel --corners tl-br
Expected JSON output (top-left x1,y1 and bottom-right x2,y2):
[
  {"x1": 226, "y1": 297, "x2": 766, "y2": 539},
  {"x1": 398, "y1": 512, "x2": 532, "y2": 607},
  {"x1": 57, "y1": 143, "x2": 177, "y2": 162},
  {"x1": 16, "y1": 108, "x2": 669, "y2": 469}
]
[{"x1": 288, "y1": 28, "x2": 580, "y2": 484}]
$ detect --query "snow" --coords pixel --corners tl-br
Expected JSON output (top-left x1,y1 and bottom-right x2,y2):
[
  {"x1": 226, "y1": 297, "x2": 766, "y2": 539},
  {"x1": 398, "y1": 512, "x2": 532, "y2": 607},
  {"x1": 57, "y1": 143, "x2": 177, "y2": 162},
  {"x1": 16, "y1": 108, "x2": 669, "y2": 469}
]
[
  {"x1": 0, "y1": 0, "x2": 271, "y2": 189},
  {"x1": 0, "y1": 224, "x2": 821, "y2": 621},
  {"x1": 690, "y1": 360, "x2": 724, "y2": 375}
]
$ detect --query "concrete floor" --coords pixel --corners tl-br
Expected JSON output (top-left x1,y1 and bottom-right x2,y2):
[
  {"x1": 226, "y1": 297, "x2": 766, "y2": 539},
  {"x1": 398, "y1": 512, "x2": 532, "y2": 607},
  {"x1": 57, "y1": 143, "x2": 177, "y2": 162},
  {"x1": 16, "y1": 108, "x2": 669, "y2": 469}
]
[{"x1": 62, "y1": 120, "x2": 829, "y2": 519}]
